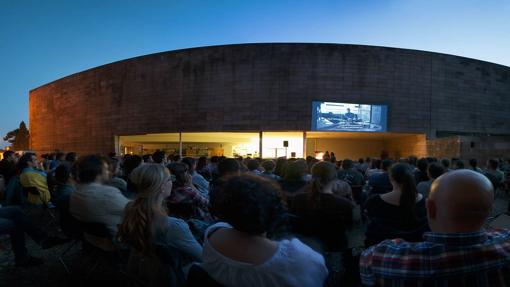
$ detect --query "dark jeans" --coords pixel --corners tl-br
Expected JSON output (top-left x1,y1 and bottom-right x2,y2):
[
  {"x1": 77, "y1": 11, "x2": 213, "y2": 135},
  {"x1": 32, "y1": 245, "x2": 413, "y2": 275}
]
[{"x1": 0, "y1": 206, "x2": 46, "y2": 262}]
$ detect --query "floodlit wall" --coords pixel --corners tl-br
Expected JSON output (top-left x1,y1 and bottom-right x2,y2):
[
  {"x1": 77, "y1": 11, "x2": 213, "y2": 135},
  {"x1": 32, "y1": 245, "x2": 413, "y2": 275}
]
[{"x1": 30, "y1": 43, "x2": 510, "y2": 155}]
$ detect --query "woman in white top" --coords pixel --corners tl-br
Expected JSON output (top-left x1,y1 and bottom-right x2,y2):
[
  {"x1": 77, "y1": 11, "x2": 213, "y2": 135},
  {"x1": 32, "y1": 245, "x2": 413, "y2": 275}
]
[{"x1": 202, "y1": 174, "x2": 328, "y2": 287}]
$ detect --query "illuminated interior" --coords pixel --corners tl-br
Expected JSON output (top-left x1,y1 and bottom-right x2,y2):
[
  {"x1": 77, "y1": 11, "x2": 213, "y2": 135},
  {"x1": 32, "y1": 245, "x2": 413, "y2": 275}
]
[
  {"x1": 119, "y1": 132, "x2": 260, "y2": 157},
  {"x1": 119, "y1": 131, "x2": 426, "y2": 159},
  {"x1": 262, "y1": 132, "x2": 304, "y2": 158}
]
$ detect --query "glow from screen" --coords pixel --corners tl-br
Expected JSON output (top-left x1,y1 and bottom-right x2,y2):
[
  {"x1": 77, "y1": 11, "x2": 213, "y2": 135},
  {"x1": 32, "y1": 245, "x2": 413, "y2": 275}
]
[{"x1": 311, "y1": 101, "x2": 388, "y2": 132}]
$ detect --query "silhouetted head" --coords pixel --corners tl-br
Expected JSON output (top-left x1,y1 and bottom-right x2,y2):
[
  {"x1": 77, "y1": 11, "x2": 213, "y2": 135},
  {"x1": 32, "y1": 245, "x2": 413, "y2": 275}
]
[{"x1": 427, "y1": 170, "x2": 493, "y2": 233}]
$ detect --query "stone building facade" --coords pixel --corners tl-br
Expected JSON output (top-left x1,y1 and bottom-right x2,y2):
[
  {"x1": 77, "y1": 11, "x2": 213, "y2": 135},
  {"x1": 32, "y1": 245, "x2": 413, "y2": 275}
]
[{"x1": 29, "y1": 43, "x2": 510, "y2": 160}]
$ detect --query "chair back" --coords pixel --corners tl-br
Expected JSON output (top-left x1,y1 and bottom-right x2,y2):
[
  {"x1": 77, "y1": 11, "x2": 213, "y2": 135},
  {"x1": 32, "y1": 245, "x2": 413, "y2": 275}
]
[
  {"x1": 365, "y1": 217, "x2": 430, "y2": 247},
  {"x1": 289, "y1": 210, "x2": 349, "y2": 252},
  {"x1": 3, "y1": 176, "x2": 24, "y2": 205},
  {"x1": 59, "y1": 210, "x2": 83, "y2": 239},
  {"x1": 79, "y1": 221, "x2": 111, "y2": 238},
  {"x1": 186, "y1": 264, "x2": 224, "y2": 287},
  {"x1": 77, "y1": 220, "x2": 115, "y2": 251},
  {"x1": 351, "y1": 185, "x2": 363, "y2": 204},
  {"x1": 126, "y1": 244, "x2": 186, "y2": 287},
  {"x1": 166, "y1": 202, "x2": 198, "y2": 220}
]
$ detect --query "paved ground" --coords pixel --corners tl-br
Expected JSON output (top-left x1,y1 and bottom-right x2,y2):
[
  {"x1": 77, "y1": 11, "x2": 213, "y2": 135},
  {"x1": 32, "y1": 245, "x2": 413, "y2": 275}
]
[{"x1": 1, "y1": 193, "x2": 508, "y2": 287}]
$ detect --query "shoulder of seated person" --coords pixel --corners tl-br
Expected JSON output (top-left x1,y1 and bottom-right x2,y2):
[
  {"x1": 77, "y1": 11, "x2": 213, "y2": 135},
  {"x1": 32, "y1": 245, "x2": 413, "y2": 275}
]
[
  {"x1": 166, "y1": 216, "x2": 187, "y2": 226},
  {"x1": 367, "y1": 193, "x2": 382, "y2": 201},
  {"x1": 112, "y1": 177, "x2": 127, "y2": 184},
  {"x1": 366, "y1": 238, "x2": 417, "y2": 252},
  {"x1": 280, "y1": 238, "x2": 323, "y2": 259},
  {"x1": 85, "y1": 183, "x2": 126, "y2": 195},
  {"x1": 99, "y1": 184, "x2": 124, "y2": 193}
]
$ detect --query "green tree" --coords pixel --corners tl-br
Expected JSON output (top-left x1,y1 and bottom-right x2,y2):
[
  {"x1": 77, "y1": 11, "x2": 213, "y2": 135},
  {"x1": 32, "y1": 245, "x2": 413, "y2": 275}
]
[{"x1": 3, "y1": 121, "x2": 30, "y2": 150}]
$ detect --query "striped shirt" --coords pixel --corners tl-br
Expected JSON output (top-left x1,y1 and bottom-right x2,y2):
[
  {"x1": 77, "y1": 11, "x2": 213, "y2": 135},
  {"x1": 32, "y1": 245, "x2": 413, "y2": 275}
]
[{"x1": 360, "y1": 229, "x2": 510, "y2": 286}]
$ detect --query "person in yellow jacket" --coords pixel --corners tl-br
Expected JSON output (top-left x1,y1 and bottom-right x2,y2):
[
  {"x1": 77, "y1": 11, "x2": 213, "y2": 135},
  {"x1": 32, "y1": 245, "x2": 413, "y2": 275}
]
[{"x1": 18, "y1": 153, "x2": 51, "y2": 205}]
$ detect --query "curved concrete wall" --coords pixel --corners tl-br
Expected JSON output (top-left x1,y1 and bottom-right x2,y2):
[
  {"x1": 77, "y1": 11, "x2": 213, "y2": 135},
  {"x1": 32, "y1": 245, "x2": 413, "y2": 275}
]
[{"x1": 29, "y1": 43, "x2": 510, "y2": 154}]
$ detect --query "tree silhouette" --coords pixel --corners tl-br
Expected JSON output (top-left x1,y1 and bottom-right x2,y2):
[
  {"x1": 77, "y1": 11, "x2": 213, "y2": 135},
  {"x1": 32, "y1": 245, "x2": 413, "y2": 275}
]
[{"x1": 3, "y1": 121, "x2": 30, "y2": 150}]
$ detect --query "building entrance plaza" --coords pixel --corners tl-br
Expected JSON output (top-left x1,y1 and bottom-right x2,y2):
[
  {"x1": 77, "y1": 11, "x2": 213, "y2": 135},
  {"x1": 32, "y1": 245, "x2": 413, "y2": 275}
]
[{"x1": 118, "y1": 131, "x2": 427, "y2": 160}]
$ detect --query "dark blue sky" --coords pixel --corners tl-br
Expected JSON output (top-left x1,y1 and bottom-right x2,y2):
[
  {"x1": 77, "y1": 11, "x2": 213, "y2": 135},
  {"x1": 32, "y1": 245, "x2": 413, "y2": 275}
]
[{"x1": 1, "y1": 0, "x2": 509, "y2": 147}]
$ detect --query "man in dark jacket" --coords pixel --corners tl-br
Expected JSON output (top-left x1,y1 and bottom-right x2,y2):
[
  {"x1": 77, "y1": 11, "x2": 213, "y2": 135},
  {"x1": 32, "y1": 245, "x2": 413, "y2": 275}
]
[{"x1": 0, "y1": 150, "x2": 18, "y2": 185}]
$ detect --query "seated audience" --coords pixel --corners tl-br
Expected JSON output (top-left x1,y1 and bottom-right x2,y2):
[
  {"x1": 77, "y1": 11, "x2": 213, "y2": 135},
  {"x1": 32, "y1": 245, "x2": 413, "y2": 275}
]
[
  {"x1": 152, "y1": 150, "x2": 167, "y2": 165},
  {"x1": 236, "y1": 156, "x2": 248, "y2": 173},
  {"x1": 195, "y1": 156, "x2": 211, "y2": 181},
  {"x1": 209, "y1": 158, "x2": 241, "y2": 220},
  {"x1": 364, "y1": 163, "x2": 428, "y2": 246},
  {"x1": 322, "y1": 151, "x2": 331, "y2": 162},
  {"x1": 417, "y1": 162, "x2": 444, "y2": 198},
  {"x1": 413, "y1": 158, "x2": 429, "y2": 184},
  {"x1": 142, "y1": 154, "x2": 153, "y2": 163},
  {"x1": 290, "y1": 161, "x2": 354, "y2": 251},
  {"x1": 260, "y1": 160, "x2": 281, "y2": 181},
  {"x1": 362, "y1": 157, "x2": 372, "y2": 173},
  {"x1": 105, "y1": 157, "x2": 128, "y2": 194},
  {"x1": 53, "y1": 164, "x2": 76, "y2": 211},
  {"x1": 407, "y1": 156, "x2": 418, "y2": 169},
  {"x1": 338, "y1": 159, "x2": 364, "y2": 186},
  {"x1": 367, "y1": 159, "x2": 393, "y2": 195},
  {"x1": 330, "y1": 152, "x2": 337, "y2": 163},
  {"x1": 53, "y1": 164, "x2": 77, "y2": 235},
  {"x1": 117, "y1": 164, "x2": 202, "y2": 285},
  {"x1": 64, "y1": 152, "x2": 77, "y2": 167},
  {"x1": 18, "y1": 153, "x2": 51, "y2": 206},
  {"x1": 360, "y1": 169, "x2": 510, "y2": 286},
  {"x1": 501, "y1": 158, "x2": 510, "y2": 173},
  {"x1": 279, "y1": 159, "x2": 309, "y2": 196},
  {"x1": 208, "y1": 156, "x2": 220, "y2": 181},
  {"x1": 182, "y1": 157, "x2": 209, "y2": 197},
  {"x1": 469, "y1": 158, "x2": 483, "y2": 173},
  {"x1": 451, "y1": 157, "x2": 460, "y2": 169},
  {"x1": 0, "y1": 150, "x2": 18, "y2": 186},
  {"x1": 484, "y1": 158, "x2": 505, "y2": 190},
  {"x1": 357, "y1": 157, "x2": 369, "y2": 174},
  {"x1": 120, "y1": 154, "x2": 142, "y2": 198},
  {"x1": 455, "y1": 159, "x2": 465, "y2": 169},
  {"x1": 170, "y1": 154, "x2": 181, "y2": 163},
  {"x1": 274, "y1": 157, "x2": 288, "y2": 178},
  {"x1": 247, "y1": 159, "x2": 262, "y2": 175},
  {"x1": 365, "y1": 159, "x2": 383, "y2": 178},
  {"x1": 202, "y1": 175, "x2": 328, "y2": 287},
  {"x1": 441, "y1": 157, "x2": 451, "y2": 172},
  {"x1": 0, "y1": 205, "x2": 67, "y2": 267},
  {"x1": 70, "y1": 155, "x2": 130, "y2": 236},
  {"x1": 166, "y1": 162, "x2": 209, "y2": 220},
  {"x1": 48, "y1": 152, "x2": 65, "y2": 176}
]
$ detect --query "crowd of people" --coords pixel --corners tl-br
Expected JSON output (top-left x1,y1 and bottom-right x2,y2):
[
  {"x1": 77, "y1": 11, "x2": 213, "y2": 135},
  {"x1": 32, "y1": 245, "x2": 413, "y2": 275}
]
[{"x1": 0, "y1": 149, "x2": 509, "y2": 286}]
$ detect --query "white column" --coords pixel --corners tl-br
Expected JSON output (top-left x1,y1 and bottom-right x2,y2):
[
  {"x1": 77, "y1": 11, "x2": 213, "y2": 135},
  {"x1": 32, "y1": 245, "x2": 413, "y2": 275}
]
[
  {"x1": 259, "y1": 131, "x2": 263, "y2": 158},
  {"x1": 303, "y1": 131, "x2": 307, "y2": 158},
  {"x1": 179, "y1": 132, "x2": 183, "y2": 158}
]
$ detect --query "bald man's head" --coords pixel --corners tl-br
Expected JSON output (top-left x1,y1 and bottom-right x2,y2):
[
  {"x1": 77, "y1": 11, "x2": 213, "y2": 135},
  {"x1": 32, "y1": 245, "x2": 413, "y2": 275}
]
[{"x1": 427, "y1": 169, "x2": 494, "y2": 233}]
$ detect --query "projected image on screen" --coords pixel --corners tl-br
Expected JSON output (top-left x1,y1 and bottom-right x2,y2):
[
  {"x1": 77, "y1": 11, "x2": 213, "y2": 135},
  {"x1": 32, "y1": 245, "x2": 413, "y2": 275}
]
[{"x1": 311, "y1": 101, "x2": 388, "y2": 132}]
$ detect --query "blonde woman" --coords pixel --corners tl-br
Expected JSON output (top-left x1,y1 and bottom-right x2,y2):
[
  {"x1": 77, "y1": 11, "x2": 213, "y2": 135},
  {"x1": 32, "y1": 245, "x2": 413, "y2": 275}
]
[{"x1": 117, "y1": 164, "x2": 202, "y2": 285}]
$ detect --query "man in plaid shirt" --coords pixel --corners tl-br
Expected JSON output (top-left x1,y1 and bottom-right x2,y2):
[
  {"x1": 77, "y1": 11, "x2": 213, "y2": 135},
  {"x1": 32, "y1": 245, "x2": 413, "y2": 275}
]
[{"x1": 360, "y1": 169, "x2": 510, "y2": 286}]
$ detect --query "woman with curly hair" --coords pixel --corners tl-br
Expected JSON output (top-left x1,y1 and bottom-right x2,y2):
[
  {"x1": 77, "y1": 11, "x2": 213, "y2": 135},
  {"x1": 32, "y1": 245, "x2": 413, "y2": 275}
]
[
  {"x1": 117, "y1": 164, "x2": 202, "y2": 286},
  {"x1": 202, "y1": 174, "x2": 328, "y2": 287}
]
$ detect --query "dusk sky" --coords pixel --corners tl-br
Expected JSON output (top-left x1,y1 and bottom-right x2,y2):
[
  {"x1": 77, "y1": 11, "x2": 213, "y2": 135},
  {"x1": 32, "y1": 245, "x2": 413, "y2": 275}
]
[{"x1": 1, "y1": 0, "x2": 509, "y2": 148}]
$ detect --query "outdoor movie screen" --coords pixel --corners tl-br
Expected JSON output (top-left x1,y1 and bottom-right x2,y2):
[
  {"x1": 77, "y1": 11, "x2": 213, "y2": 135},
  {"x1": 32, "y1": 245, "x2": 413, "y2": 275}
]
[{"x1": 311, "y1": 101, "x2": 388, "y2": 132}]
